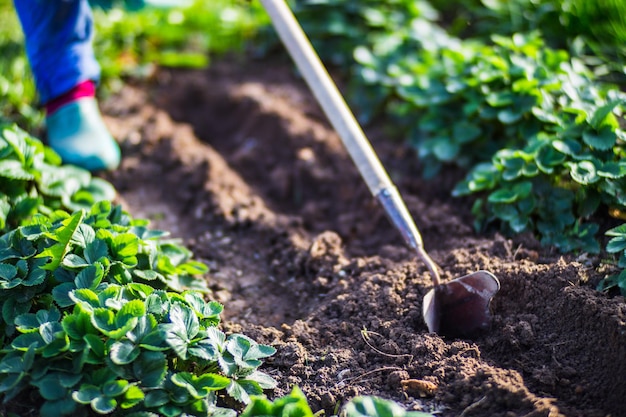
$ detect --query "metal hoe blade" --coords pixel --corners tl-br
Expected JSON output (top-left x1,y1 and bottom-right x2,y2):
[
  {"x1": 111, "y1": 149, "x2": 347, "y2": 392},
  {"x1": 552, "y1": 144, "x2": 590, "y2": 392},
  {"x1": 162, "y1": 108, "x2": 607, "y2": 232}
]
[
  {"x1": 379, "y1": 188, "x2": 500, "y2": 338},
  {"x1": 423, "y1": 271, "x2": 500, "y2": 337}
]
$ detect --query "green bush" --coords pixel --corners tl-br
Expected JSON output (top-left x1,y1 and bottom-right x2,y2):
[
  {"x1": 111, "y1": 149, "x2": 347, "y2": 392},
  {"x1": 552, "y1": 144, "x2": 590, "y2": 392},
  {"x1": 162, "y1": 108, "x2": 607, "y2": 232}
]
[
  {"x1": 290, "y1": 2, "x2": 626, "y2": 253},
  {"x1": 0, "y1": 124, "x2": 116, "y2": 232},
  {"x1": 429, "y1": 0, "x2": 626, "y2": 81},
  {"x1": 0, "y1": 202, "x2": 276, "y2": 416}
]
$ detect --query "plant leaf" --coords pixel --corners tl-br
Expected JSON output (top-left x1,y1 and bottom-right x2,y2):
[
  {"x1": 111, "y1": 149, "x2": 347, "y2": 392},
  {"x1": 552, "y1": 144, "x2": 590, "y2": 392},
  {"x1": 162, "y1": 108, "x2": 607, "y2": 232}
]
[
  {"x1": 110, "y1": 340, "x2": 141, "y2": 365},
  {"x1": 37, "y1": 211, "x2": 85, "y2": 271}
]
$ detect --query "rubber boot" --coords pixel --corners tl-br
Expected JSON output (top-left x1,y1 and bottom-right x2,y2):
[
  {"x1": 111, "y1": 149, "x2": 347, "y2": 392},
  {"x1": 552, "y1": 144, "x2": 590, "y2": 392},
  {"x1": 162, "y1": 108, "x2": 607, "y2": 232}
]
[{"x1": 46, "y1": 97, "x2": 121, "y2": 172}]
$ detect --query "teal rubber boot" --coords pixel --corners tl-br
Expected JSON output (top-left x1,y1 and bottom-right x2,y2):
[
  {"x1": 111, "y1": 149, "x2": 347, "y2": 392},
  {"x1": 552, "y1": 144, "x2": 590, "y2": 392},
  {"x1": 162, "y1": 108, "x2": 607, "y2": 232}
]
[{"x1": 45, "y1": 97, "x2": 121, "y2": 172}]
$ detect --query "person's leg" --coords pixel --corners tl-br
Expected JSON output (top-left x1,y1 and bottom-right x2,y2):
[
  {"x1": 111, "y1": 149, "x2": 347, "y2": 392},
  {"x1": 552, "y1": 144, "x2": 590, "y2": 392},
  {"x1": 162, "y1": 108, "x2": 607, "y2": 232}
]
[
  {"x1": 14, "y1": 0, "x2": 99, "y2": 102},
  {"x1": 14, "y1": 0, "x2": 120, "y2": 171}
]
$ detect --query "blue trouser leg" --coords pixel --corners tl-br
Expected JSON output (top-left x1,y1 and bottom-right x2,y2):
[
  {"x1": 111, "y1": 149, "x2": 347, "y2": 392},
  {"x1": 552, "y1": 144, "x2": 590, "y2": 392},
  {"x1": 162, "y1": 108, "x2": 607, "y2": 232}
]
[{"x1": 13, "y1": 0, "x2": 100, "y2": 104}]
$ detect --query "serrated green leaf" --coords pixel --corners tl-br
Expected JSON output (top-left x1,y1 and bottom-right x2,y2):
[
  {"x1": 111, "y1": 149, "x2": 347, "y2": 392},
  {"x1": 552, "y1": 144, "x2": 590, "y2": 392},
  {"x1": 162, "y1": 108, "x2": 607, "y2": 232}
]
[
  {"x1": 245, "y1": 371, "x2": 278, "y2": 390},
  {"x1": 0, "y1": 263, "x2": 17, "y2": 280},
  {"x1": 117, "y1": 299, "x2": 146, "y2": 326},
  {"x1": 553, "y1": 139, "x2": 582, "y2": 156},
  {"x1": 70, "y1": 288, "x2": 101, "y2": 310},
  {"x1": 32, "y1": 373, "x2": 69, "y2": 400},
  {"x1": 84, "y1": 333, "x2": 106, "y2": 360},
  {"x1": 0, "y1": 159, "x2": 35, "y2": 180},
  {"x1": 488, "y1": 188, "x2": 519, "y2": 203},
  {"x1": 589, "y1": 98, "x2": 623, "y2": 129},
  {"x1": 177, "y1": 260, "x2": 209, "y2": 275},
  {"x1": 159, "y1": 404, "x2": 183, "y2": 417},
  {"x1": 183, "y1": 292, "x2": 222, "y2": 319},
  {"x1": 11, "y1": 332, "x2": 44, "y2": 350},
  {"x1": 103, "y1": 379, "x2": 129, "y2": 397},
  {"x1": 73, "y1": 385, "x2": 101, "y2": 404},
  {"x1": 14, "y1": 313, "x2": 40, "y2": 332},
  {"x1": 37, "y1": 211, "x2": 85, "y2": 271},
  {"x1": 92, "y1": 395, "x2": 118, "y2": 414},
  {"x1": 226, "y1": 380, "x2": 251, "y2": 404},
  {"x1": 63, "y1": 254, "x2": 90, "y2": 268},
  {"x1": 345, "y1": 396, "x2": 433, "y2": 417},
  {"x1": 606, "y1": 237, "x2": 626, "y2": 253},
  {"x1": 133, "y1": 351, "x2": 167, "y2": 388},
  {"x1": 121, "y1": 384, "x2": 144, "y2": 409},
  {"x1": 134, "y1": 269, "x2": 160, "y2": 281},
  {"x1": 75, "y1": 263, "x2": 105, "y2": 290},
  {"x1": 606, "y1": 224, "x2": 626, "y2": 237},
  {"x1": 171, "y1": 372, "x2": 230, "y2": 399},
  {"x1": 110, "y1": 340, "x2": 141, "y2": 365},
  {"x1": 535, "y1": 143, "x2": 566, "y2": 174},
  {"x1": 598, "y1": 162, "x2": 626, "y2": 179},
  {"x1": 2, "y1": 298, "x2": 31, "y2": 327},
  {"x1": 92, "y1": 303, "x2": 140, "y2": 339},
  {"x1": 165, "y1": 304, "x2": 199, "y2": 359},
  {"x1": 582, "y1": 126, "x2": 617, "y2": 150},
  {"x1": 112, "y1": 233, "x2": 139, "y2": 266},
  {"x1": 145, "y1": 390, "x2": 170, "y2": 408},
  {"x1": 237, "y1": 379, "x2": 263, "y2": 399},
  {"x1": 85, "y1": 239, "x2": 109, "y2": 264},
  {"x1": 39, "y1": 321, "x2": 64, "y2": 344}
]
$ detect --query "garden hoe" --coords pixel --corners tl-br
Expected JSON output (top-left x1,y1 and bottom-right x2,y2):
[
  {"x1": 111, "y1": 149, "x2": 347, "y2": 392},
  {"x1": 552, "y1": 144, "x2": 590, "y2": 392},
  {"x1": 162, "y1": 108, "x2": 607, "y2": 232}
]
[{"x1": 260, "y1": 0, "x2": 500, "y2": 338}]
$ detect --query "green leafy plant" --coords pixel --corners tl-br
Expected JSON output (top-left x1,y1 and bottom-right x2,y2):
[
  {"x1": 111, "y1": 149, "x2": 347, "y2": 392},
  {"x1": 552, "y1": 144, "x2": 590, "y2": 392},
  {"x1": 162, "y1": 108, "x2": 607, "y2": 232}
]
[
  {"x1": 92, "y1": 0, "x2": 269, "y2": 85},
  {"x1": 240, "y1": 386, "x2": 314, "y2": 417},
  {"x1": 343, "y1": 16, "x2": 626, "y2": 251},
  {"x1": 290, "y1": 0, "x2": 626, "y2": 253},
  {"x1": 290, "y1": 0, "x2": 440, "y2": 123},
  {"x1": 598, "y1": 224, "x2": 626, "y2": 295},
  {"x1": 0, "y1": 123, "x2": 116, "y2": 232},
  {"x1": 241, "y1": 388, "x2": 435, "y2": 417},
  {"x1": 429, "y1": 0, "x2": 626, "y2": 83},
  {"x1": 344, "y1": 396, "x2": 434, "y2": 417},
  {"x1": 443, "y1": 34, "x2": 626, "y2": 252},
  {"x1": 0, "y1": 203, "x2": 276, "y2": 416}
]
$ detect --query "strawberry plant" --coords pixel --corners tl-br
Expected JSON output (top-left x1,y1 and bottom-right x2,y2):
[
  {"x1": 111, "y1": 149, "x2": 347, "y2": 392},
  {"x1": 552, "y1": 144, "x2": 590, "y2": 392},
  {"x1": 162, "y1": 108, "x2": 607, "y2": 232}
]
[
  {"x1": 241, "y1": 387, "x2": 435, "y2": 417},
  {"x1": 443, "y1": 34, "x2": 626, "y2": 252},
  {"x1": 289, "y1": 1, "x2": 626, "y2": 253},
  {"x1": 344, "y1": 396, "x2": 434, "y2": 417},
  {"x1": 0, "y1": 202, "x2": 276, "y2": 416},
  {"x1": 599, "y1": 224, "x2": 626, "y2": 295},
  {"x1": 0, "y1": 124, "x2": 116, "y2": 232},
  {"x1": 348, "y1": 23, "x2": 626, "y2": 251},
  {"x1": 429, "y1": 0, "x2": 626, "y2": 83},
  {"x1": 240, "y1": 387, "x2": 314, "y2": 417},
  {"x1": 290, "y1": 0, "x2": 440, "y2": 123}
]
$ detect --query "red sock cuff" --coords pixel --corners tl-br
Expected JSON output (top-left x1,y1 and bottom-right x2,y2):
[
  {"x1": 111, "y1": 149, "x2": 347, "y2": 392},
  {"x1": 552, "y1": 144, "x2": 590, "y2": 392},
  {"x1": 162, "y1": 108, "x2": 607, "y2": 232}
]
[{"x1": 45, "y1": 80, "x2": 96, "y2": 115}]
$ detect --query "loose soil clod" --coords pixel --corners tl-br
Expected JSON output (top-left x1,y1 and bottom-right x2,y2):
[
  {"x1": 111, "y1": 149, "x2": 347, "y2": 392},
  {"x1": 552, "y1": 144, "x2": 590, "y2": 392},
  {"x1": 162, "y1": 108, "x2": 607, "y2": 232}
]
[{"x1": 103, "y1": 58, "x2": 626, "y2": 417}]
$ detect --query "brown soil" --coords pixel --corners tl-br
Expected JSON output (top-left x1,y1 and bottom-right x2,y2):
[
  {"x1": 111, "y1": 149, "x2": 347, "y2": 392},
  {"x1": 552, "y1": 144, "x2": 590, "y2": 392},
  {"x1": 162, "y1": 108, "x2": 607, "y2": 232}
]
[{"x1": 101, "y1": 57, "x2": 626, "y2": 417}]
